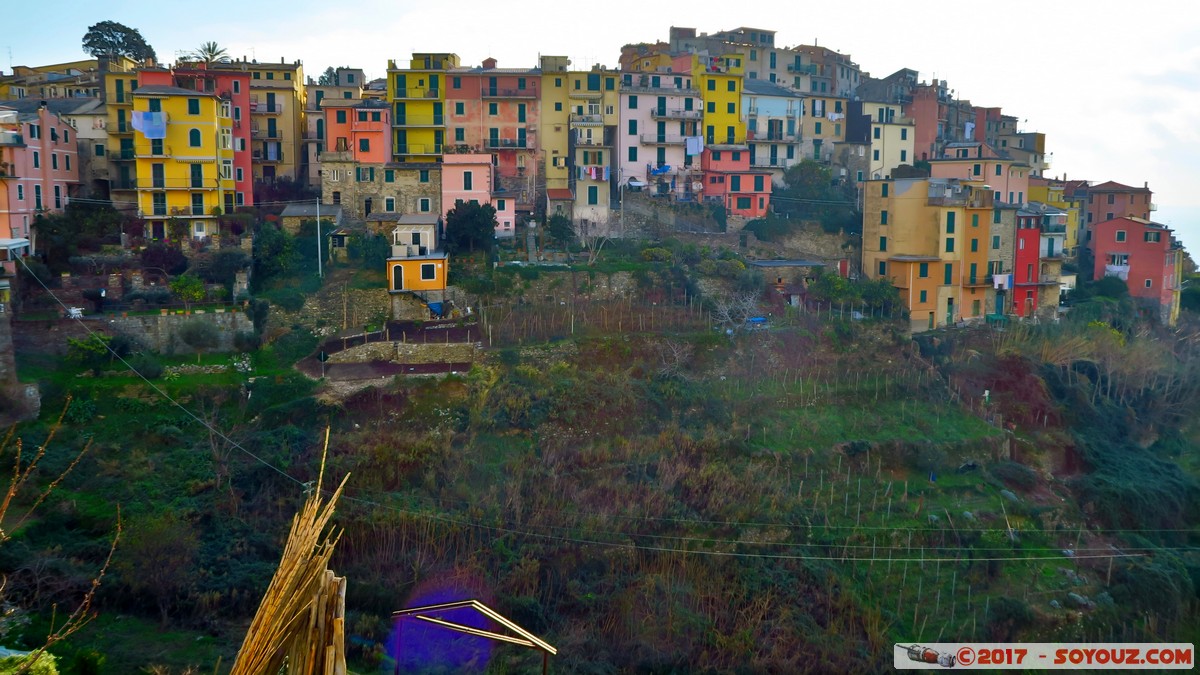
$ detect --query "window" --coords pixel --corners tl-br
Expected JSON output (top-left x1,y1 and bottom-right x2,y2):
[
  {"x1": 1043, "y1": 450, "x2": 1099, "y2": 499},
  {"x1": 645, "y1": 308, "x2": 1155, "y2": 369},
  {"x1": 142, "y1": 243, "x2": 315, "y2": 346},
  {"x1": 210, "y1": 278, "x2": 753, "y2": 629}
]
[
  {"x1": 1145, "y1": 279, "x2": 1153, "y2": 288},
  {"x1": 995, "y1": 164, "x2": 1002, "y2": 176},
  {"x1": 496, "y1": 199, "x2": 506, "y2": 211},
  {"x1": 971, "y1": 214, "x2": 979, "y2": 227},
  {"x1": 385, "y1": 169, "x2": 395, "y2": 183},
  {"x1": 419, "y1": 198, "x2": 431, "y2": 212},
  {"x1": 972, "y1": 163, "x2": 981, "y2": 176},
  {"x1": 16, "y1": 185, "x2": 23, "y2": 201},
  {"x1": 879, "y1": 236, "x2": 887, "y2": 251},
  {"x1": 357, "y1": 138, "x2": 369, "y2": 152},
  {"x1": 1107, "y1": 193, "x2": 1115, "y2": 204},
  {"x1": 420, "y1": 169, "x2": 430, "y2": 183},
  {"x1": 192, "y1": 163, "x2": 205, "y2": 186},
  {"x1": 489, "y1": 102, "x2": 498, "y2": 115},
  {"x1": 463, "y1": 171, "x2": 472, "y2": 190},
  {"x1": 727, "y1": 81, "x2": 735, "y2": 91},
  {"x1": 919, "y1": 290, "x2": 927, "y2": 303},
  {"x1": 707, "y1": 79, "x2": 715, "y2": 91},
  {"x1": 946, "y1": 212, "x2": 955, "y2": 233},
  {"x1": 1106, "y1": 212, "x2": 1113, "y2": 221},
  {"x1": 878, "y1": 260, "x2": 887, "y2": 276},
  {"x1": 51, "y1": 154, "x2": 58, "y2": 170},
  {"x1": 946, "y1": 237, "x2": 955, "y2": 253},
  {"x1": 148, "y1": 99, "x2": 161, "y2": 112},
  {"x1": 919, "y1": 263, "x2": 929, "y2": 278},
  {"x1": 452, "y1": 76, "x2": 461, "y2": 89},
  {"x1": 971, "y1": 238, "x2": 978, "y2": 252},
  {"x1": 900, "y1": 128, "x2": 907, "y2": 140},
  {"x1": 554, "y1": 102, "x2": 562, "y2": 111},
  {"x1": 727, "y1": 102, "x2": 735, "y2": 113},
  {"x1": 236, "y1": 167, "x2": 243, "y2": 182},
  {"x1": 994, "y1": 208, "x2": 1001, "y2": 224},
  {"x1": 188, "y1": 98, "x2": 200, "y2": 115},
  {"x1": 336, "y1": 110, "x2": 346, "y2": 123},
  {"x1": 873, "y1": 149, "x2": 880, "y2": 161},
  {"x1": 187, "y1": 128, "x2": 201, "y2": 147},
  {"x1": 1145, "y1": 231, "x2": 1162, "y2": 243},
  {"x1": 266, "y1": 72, "x2": 274, "y2": 80},
  {"x1": 628, "y1": 146, "x2": 637, "y2": 161},
  {"x1": 358, "y1": 111, "x2": 368, "y2": 122},
  {"x1": 454, "y1": 102, "x2": 464, "y2": 115},
  {"x1": 63, "y1": 129, "x2": 70, "y2": 143},
  {"x1": 900, "y1": 150, "x2": 907, "y2": 162},
  {"x1": 385, "y1": 197, "x2": 395, "y2": 212},
  {"x1": 712, "y1": 151, "x2": 721, "y2": 161},
  {"x1": 736, "y1": 196, "x2": 751, "y2": 209},
  {"x1": 732, "y1": 151, "x2": 741, "y2": 161},
  {"x1": 730, "y1": 176, "x2": 741, "y2": 191},
  {"x1": 421, "y1": 263, "x2": 437, "y2": 281},
  {"x1": 707, "y1": 102, "x2": 715, "y2": 113},
  {"x1": 95, "y1": 143, "x2": 105, "y2": 157},
  {"x1": 628, "y1": 120, "x2": 637, "y2": 135},
  {"x1": 1115, "y1": 230, "x2": 1126, "y2": 242},
  {"x1": 588, "y1": 185, "x2": 598, "y2": 205},
  {"x1": 32, "y1": 151, "x2": 39, "y2": 168},
  {"x1": 754, "y1": 175, "x2": 764, "y2": 191},
  {"x1": 881, "y1": 210, "x2": 889, "y2": 225},
  {"x1": 628, "y1": 95, "x2": 637, "y2": 109},
  {"x1": 881, "y1": 183, "x2": 889, "y2": 197},
  {"x1": 873, "y1": 127, "x2": 880, "y2": 139},
  {"x1": 815, "y1": 122, "x2": 822, "y2": 134},
  {"x1": 233, "y1": 81, "x2": 240, "y2": 94},
  {"x1": 944, "y1": 263, "x2": 953, "y2": 285}
]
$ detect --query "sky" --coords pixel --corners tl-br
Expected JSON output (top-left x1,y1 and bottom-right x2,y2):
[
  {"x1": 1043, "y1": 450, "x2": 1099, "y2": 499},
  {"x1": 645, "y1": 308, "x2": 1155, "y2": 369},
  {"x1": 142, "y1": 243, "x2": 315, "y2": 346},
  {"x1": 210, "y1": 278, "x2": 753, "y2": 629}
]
[{"x1": 5, "y1": 0, "x2": 1199, "y2": 251}]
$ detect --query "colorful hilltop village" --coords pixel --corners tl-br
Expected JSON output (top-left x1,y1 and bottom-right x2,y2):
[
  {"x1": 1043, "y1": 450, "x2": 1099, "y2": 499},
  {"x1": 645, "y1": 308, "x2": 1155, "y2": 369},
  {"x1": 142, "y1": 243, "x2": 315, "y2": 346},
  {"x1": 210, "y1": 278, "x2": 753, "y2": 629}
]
[{"x1": 0, "y1": 24, "x2": 1184, "y2": 330}]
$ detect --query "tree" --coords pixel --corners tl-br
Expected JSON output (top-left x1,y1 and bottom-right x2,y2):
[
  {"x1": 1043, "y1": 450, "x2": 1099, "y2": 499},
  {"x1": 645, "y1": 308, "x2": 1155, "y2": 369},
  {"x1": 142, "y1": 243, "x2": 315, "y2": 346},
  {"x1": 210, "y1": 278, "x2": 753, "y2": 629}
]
[
  {"x1": 178, "y1": 319, "x2": 219, "y2": 363},
  {"x1": 113, "y1": 512, "x2": 197, "y2": 626},
  {"x1": 773, "y1": 160, "x2": 860, "y2": 233},
  {"x1": 141, "y1": 242, "x2": 188, "y2": 276},
  {"x1": 444, "y1": 202, "x2": 497, "y2": 255},
  {"x1": 170, "y1": 273, "x2": 206, "y2": 310},
  {"x1": 190, "y1": 41, "x2": 228, "y2": 64},
  {"x1": 81, "y1": 21, "x2": 156, "y2": 61},
  {"x1": 545, "y1": 214, "x2": 575, "y2": 248},
  {"x1": 318, "y1": 67, "x2": 338, "y2": 85}
]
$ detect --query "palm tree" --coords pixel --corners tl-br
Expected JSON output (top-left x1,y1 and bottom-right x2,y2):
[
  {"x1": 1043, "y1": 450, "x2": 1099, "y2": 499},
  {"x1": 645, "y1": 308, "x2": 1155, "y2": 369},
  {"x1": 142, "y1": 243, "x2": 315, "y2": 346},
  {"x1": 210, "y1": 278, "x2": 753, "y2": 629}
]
[{"x1": 191, "y1": 41, "x2": 228, "y2": 64}]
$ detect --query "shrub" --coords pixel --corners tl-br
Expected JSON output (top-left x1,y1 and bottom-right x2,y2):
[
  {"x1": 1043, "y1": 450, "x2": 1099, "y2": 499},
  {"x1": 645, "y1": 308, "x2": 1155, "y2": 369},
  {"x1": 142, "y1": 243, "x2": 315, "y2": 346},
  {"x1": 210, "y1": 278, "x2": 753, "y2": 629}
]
[
  {"x1": 989, "y1": 460, "x2": 1038, "y2": 490},
  {"x1": 266, "y1": 288, "x2": 306, "y2": 312},
  {"x1": 129, "y1": 354, "x2": 164, "y2": 379},
  {"x1": 233, "y1": 330, "x2": 262, "y2": 352},
  {"x1": 640, "y1": 247, "x2": 673, "y2": 263},
  {"x1": 140, "y1": 243, "x2": 188, "y2": 276}
]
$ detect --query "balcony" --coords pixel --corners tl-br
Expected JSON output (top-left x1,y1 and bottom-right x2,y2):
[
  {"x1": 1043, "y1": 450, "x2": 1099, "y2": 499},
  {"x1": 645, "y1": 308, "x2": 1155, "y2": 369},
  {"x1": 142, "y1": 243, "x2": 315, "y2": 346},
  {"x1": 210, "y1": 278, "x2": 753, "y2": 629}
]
[
  {"x1": 484, "y1": 138, "x2": 529, "y2": 149},
  {"x1": 749, "y1": 131, "x2": 800, "y2": 142},
  {"x1": 394, "y1": 115, "x2": 445, "y2": 127},
  {"x1": 251, "y1": 101, "x2": 283, "y2": 114},
  {"x1": 640, "y1": 134, "x2": 686, "y2": 145},
  {"x1": 650, "y1": 108, "x2": 702, "y2": 120},
  {"x1": 0, "y1": 131, "x2": 24, "y2": 146},
  {"x1": 962, "y1": 275, "x2": 993, "y2": 287},
  {"x1": 1040, "y1": 223, "x2": 1066, "y2": 234},
  {"x1": 749, "y1": 157, "x2": 795, "y2": 169},
  {"x1": 393, "y1": 88, "x2": 440, "y2": 99},
  {"x1": 110, "y1": 178, "x2": 137, "y2": 190},
  {"x1": 391, "y1": 244, "x2": 431, "y2": 258},
  {"x1": 622, "y1": 80, "x2": 699, "y2": 96},
  {"x1": 574, "y1": 134, "x2": 610, "y2": 147},
  {"x1": 481, "y1": 85, "x2": 538, "y2": 98},
  {"x1": 569, "y1": 113, "x2": 604, "y2": 126},
  {"x1": 395, "y1": 144, "x2": 443, "y2": 156},
  {"x1": 135, "y1": 145, "x2": 173, "y2": 158},
  {"x1": 251, "y1": 127, "x2": 281, "y2": 139},
  {"x1": 568, "y1": 89, "x2": 602, "y2": 100},
  {"x1": 787, "y1": 64, "x2": 818, "y2": 75},
  {"x1": 252, "y1": 150, "x2": 284, "y2": 163}
]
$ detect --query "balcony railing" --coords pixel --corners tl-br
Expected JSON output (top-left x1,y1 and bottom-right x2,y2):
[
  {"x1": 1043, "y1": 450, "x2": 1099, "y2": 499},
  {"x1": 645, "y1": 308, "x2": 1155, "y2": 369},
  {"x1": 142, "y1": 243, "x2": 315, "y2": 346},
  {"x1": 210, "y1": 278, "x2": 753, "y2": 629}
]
[
  {"x1": 574, "y1": 136, "x2": 610, "y2": 147},
  {"x1": 391, "y1": 244, "x2": 431, "y2": 258},
  {"x1": 393, "y1": 88, "x2": 440, "y2": 99},
  {"x1": 569, "y1": 113, "x2": 604, "y2": 126},
  {"x1": 395, "y1": 144, "x2": 443, "y2": 155},
  {"x1": 151, "y1": 204, "x2": 167, "y2": 216},
  {"x1": 394, "y1": 115, "x2": 444, "y2": 126},
  {"x1": 135, "y1": 145, "x2": 173, "y2": 158},
  {"x1": 962, "y1": 275, "x2": 993, "y2": 287},
  {"x1": 750, "y1": 157, "x2": 795, "y2": 168},
  {"x1": 110, "y1": 179, "x2": 137, "y2": 190},
  {"x1": 251, "y1": 102, "x2": 283, "y2": 114},
  {"x1": 252, "y1": 150, "x2": 284, "y2": 163},
  {"x1": 567, "y1": 89, "x2": 602, "y2": 99},
  {"x1": 640, "y1": 134, "x2": 686, "y2": 145},
  {"x1": 0, "y1": 131, "x2": 24, "y2": 146},
  {"x1": 485, "y1": 138, "x2": 529, "y2": 149},
  {"x1": 251, "y1": 128, "x2": 281, "y2": 139},
  {"x1": 787, "y1": 64, "x2": 818, "y2": 74},
  {"x1": 1041, "y1": 223, "x2": 1066, "y2": 234},
  {"x1": 481, "y1": 86, "x2": 538, "y2": 98},
  {"x1": 650, "y1": 108, "x2": 702, "y2": 120}
]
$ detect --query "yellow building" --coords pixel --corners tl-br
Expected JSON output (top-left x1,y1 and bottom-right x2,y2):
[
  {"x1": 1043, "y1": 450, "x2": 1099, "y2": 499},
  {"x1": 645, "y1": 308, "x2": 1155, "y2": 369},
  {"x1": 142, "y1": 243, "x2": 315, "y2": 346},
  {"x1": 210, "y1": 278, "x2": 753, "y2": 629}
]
[
  {"x1": 104, "y1": 60, "x2": 143, "y2": 208},
  {"x1": 388, "y1": 53, "x2": 457, "y2": 163},
  {"x1": 212, "y1": 58, "x2": 306, "y2": 185},
  {"x1": 565, "y1": 66, "x2": 620, "y2": 232},
  {"x1": 860, "y1": 101, "x2": 915, "y2": 179},
  {"x1": 0, "y1": 59, "x2": 110, "y2": 100},
  {"x1": 693, "y1": 53, "x2": 745, "y2": 146},
  {"x1": 801, "y1": 95, "x2": 847, "y2": 162},
  {"x1": 132, "y1": 85, "x2": 234, "y2": 242},
  {"x1": 539, "y1": 56, "x2": 572, "y2": 196},
  {"x1": 1028, "y1": 178, "x2": 1083, "y2": 256},
  {"x1": 863, "y1": 177, "x2": 995, "y2": 332},
  {"x1": 386, "y1": 214, "x2": 447, "y2": 317}
]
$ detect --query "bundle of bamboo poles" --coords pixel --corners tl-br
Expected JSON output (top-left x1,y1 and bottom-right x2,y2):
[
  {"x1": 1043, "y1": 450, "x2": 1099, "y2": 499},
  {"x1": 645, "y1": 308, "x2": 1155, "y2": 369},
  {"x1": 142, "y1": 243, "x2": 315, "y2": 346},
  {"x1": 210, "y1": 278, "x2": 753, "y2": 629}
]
[{"x1": 231, "y1": 429, "x2": 349, "y2": 675}]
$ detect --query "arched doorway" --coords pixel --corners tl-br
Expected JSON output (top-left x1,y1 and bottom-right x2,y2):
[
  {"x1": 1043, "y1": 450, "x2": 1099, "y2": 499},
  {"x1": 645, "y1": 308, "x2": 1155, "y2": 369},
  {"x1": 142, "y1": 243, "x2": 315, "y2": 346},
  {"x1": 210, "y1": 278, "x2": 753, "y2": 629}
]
[{"x1": 391, "y1": 265, "x2": 404, "y2": 291}]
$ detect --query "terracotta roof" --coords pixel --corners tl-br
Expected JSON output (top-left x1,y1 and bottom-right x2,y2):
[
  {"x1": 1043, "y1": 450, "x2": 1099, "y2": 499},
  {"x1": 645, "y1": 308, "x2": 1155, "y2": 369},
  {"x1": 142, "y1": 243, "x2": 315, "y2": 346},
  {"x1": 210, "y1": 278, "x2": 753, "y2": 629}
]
[
  {"x1": 546, "y1": 188, "x2": 573, "y2": 200},
  {"x1": 134, "y1": 84, "x2": 216, "y2": 97},
  {"x1": 1088, "y1": 180, "x2": 1151, "y2": 193}
]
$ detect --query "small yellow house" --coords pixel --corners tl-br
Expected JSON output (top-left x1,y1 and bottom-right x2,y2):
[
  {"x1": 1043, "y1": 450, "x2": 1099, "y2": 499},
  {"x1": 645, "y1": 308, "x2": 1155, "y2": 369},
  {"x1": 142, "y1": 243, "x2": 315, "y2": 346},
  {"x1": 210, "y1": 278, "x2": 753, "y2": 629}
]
[{"x1": 385, "y1": 213, "x2": 447, "y2": 296}]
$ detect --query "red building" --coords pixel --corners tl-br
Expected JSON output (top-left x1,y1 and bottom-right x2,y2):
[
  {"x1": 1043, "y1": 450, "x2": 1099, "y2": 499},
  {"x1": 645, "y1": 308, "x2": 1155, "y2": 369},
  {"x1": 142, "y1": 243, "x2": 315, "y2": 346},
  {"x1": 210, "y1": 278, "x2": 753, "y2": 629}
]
[
  {"x1": 699, "y1": 147, "x2": 771, "y2": 218},
  {"x1": 1090, "y1": 216, "x2": 1182, "y2": 325},
  {"x1": 444, "y1": 59, "x2": 540, "y2": 216}
]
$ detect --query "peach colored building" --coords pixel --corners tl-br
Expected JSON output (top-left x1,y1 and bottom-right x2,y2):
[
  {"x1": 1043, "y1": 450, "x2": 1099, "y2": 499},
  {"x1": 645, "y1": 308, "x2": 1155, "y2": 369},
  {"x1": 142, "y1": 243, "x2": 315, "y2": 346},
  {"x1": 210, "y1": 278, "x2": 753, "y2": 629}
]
[
  {"x1": 441, "y1": 153, "x2": 514, "y2": 237},
  {"x1": 1083, "y1": 181, "x2": 1153, "y2": 228},
  {"x1": 1091, "y1": 216, "x2": 1181, "y2": 325},
  {"x1": 930, "y1": 141, "x2": 1029, "y2": 206},
  {"x1": 699, "y1": 147, "x2": 771, "y2": 218},
  {"x1": 0, "y1": 101, "x2": 80, "y2": 254}
]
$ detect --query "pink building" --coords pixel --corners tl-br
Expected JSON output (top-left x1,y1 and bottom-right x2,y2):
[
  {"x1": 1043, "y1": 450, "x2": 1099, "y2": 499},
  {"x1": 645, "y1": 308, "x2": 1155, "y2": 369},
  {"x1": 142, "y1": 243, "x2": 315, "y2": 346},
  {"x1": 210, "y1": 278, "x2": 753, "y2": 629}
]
[
  {"x1": 699, "y1": 148, "x2": 771, "y2": 218},
  {"x1": 0, "y1": 101, "x2": 81, "y2": 255},
  {"x1": 1083, "y1": 180, "x2": 1153, "y2": 228},
  {"x1": 444, "y1": 59, "x2": 540, "y2": 216},
  {"x1": 441, "y1": 153, "x2": 514, "y2": 237},
  {"x1": 617, "y1": 62, "x2": 703, "y2": 199},
  {"x1": 1091, "y1": 216, "x2": 1181, "y2": 325},
  {"x1": 929, "y1": 142, "x2": 1030, "y2": 206}
]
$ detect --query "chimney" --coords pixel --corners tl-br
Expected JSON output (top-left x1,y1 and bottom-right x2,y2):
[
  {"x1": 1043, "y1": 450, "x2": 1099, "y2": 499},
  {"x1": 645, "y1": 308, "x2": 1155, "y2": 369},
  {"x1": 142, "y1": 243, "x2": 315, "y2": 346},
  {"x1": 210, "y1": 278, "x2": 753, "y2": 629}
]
[
  {"x1": 1144, "y1": 181, "x2": 1148, "y2": 189},
  {"x1": 482, "y1": 57, "x2": 497, "y2": 70}
]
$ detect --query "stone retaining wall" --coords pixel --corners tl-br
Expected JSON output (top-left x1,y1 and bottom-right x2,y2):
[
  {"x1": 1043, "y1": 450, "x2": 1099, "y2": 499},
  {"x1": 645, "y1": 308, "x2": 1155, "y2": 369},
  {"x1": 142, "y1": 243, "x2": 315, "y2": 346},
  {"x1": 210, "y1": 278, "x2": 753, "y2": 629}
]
[{"x1": 328, "y1": 340, "x2": 478, "y2": 365}]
